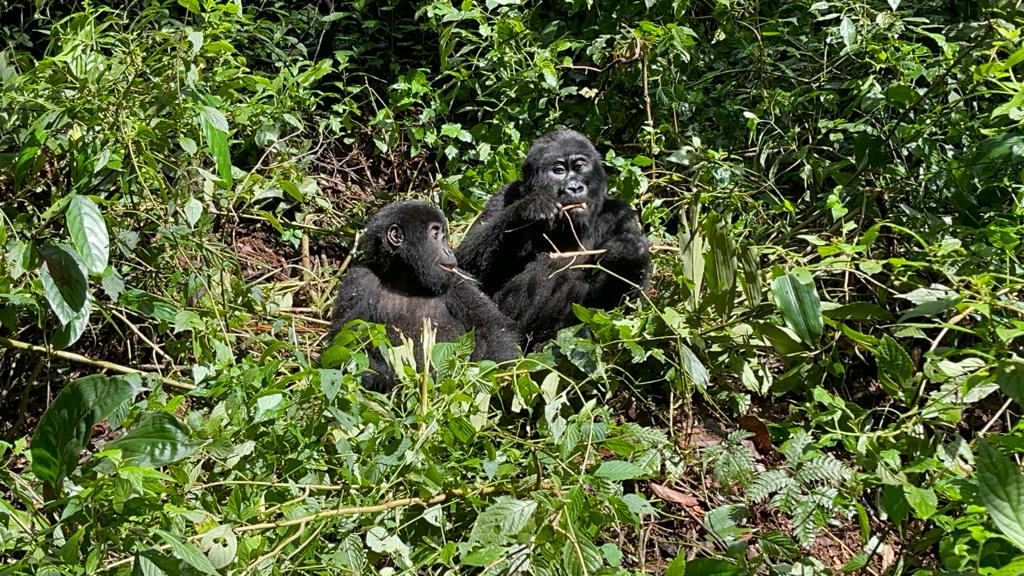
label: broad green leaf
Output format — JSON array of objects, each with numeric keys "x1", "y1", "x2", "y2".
[
  {"x1": 822, "y1": 301, "x2": 892, "y2": 321},
  {"x1": 154, "y1": 529, "x2": 219, "y2": 575},
  {"x1": 620, "y1": 492, "x2": 656, "y2": 516},
  {"x1": 52, "y1": 298, "x2": 91, "y2": 349},
  {"x1": 66, "y1": 195, "x2": 109, "y2": 274},
  {"x1": 679, "y1": 343, "x2": 710, "y2": 390},
  {"x1": 200, "y1": 526, "x2": 237, "y2": 569},
  {"x1": 183, "y1": 197, "x2": 204, "y2": 228},
  {"x1": 839, "y1": 16, "x2": 857, "y2": 50},
  {"x1": 903, "y1": 485, "x2": 937, "y2": 519},
  {"x1": 107, "y1": 412, "x2": 197, "y2": 468},
  {"x1": 319, "y1": 369, "x2": 343, "y2": 401},
  {"x1": 132, "y1": 550, "x2": 182, "y2": 576},
  {"x1": 199, "y1": 106, "x2": 232, "y2": 186},
  {"x1": 876, "y1": 335, "x2": 914, "y2": 398},
  {"x1": 31, "y1": 374, "x2": 141, "y2": 491},
  {"x1": 770, "y1": 270, "x2": 822, "y2": 346},
  {"x1": 997, "y1": 361, "x2": 1024, "y2": 407},
  {"x1": 38, "y1": 243, "x2": 88, "y2": 325},
  {"x1": 665, "y1": 555, "x2": 687, "y2": 576},
  {"x1": 686, "y1": 558, "x2": 742, "y2": 576},
  {"x1": 469, "y1": 497, "x2": 537, "y2": 546},
  {"x1": 593, "y1": 460, "x2": 645, "y2": 481},
  {"x1": 977, "y1": 443, "x2": 1024, "y2": 552}
]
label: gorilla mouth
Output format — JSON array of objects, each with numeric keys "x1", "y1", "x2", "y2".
[{"x1": 561, "y1": 202, "x2": 587, "y2": 213}]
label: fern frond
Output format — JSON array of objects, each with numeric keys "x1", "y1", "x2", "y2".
[
  {"x1": 794, "y1": 454, "x2": 852, "y2": 486},
  {"x1": 747, "y1": 469, "x2": 790, "y2": 503}
]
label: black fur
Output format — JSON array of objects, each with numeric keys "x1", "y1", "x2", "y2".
[
  {"x1": 455, "y1": 129, "x2": 651, "y2": 346},
  {"x1": 329, "y1": 200, "x2": 519, "y2": 390}
]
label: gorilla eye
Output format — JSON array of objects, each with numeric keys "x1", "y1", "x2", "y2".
[
  {"x1": 386, "y1": 224, "x2": 403, "y2": 247},
  {"x1": 551, "y1": 164, "x2": 567, "y2": 176},
  {"x1": 573, "y1": 159, "x2": 588, "y2": 171},
  {"x1": 428, "y1": 223, "x2": 444, "y2": 240}
]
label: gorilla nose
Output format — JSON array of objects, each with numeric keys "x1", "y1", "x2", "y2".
[{"x1": 565, "y1": 182, "x2": 587, "y2": 198}]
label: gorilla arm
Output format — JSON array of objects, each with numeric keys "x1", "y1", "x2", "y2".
[
  {"x1": 583, "y1": 198, "x2": 651, "y2": 307},
  {"x1": 455, "y1": 182, "x2": 561, "y2": 294},
  {"x1": 444, "y1": 281, "x2": 520, "y2": 362}
]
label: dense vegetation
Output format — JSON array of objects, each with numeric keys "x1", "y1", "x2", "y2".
[{"x1": 2, "y1": 0, "x2": 1024, "y2": 573}]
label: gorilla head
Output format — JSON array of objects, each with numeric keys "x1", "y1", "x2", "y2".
[
  {"x1": 520, "y1": 129, "x2": 607, "y2": 231},
  {"x1": 357, "y1": 200, "x2": 457, "y2": 295}
]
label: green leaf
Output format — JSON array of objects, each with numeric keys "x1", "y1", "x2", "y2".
[
  {"x1": 665, "y1": 555, "x2": 687, "y2": 576},
  {"x1": 319, "y1": 369, "x2": 343, "y2": 402},
  {"x1": 997, "y1": 361, "x2": 1024, "y2": 407},
  {"x1": 703, "y1": 213, "x2": 737, "y2": 318},
  {"x1": 154, "y1": 529, "x2": 219, "y2": 575},
  {"x1": 38, "y1": 243, "x2": 89, "y2": 325},
  {"x1": 679, "y1": 343, "x2": 710, "y2": 390},
  {"x1": 132, "y1": 549, "x2": 182, "y2": 575},
  {"x1": 65, "y1": 195, "x2": 109, "y2": 275},
  {"x1": 685, "y1": 558, "x2": 742, "y2": 575},
  {"x1": 978, "y1": 443, "x2": 1024, "y2": 552},
  {"x1": 52, "y1": 299, "x2": 91, "y2": 349},
  {"x1": 839, "y1": 16, "x2": 857, "y2": 50},
  {"x1": 876, "y1": 335, "x2": 914, "y2": 398},
  {"x1": 199, "y1": 106, "x2": 232, "y2": 187},
  {"x1": 677, "y1": 227, "x2": 705, "y2": 311},
  {"x1": 107, "y1": 412, "x2": 198, "y2": 468},
  {"x1": 903, "y1": 485, "x2": 937, "y2": 519},
  {"x1": 200, "y1": 526, "x2": 237, "y2": 570},
  {"x1": 593, "y1": 460, "x2": 645, "y2": 481},
  {"x1": 469, "y1": 497, "x2": 537, "y2": 546},
  {"x1": 738, "y1": 245, "x2": 762, "y2": 308},
  {"x1": 31, "y1": 374, "x2": 141, "y2": 491},
  {"x1": 770, "y1": 270, "x2": 823, "y2": 346}
]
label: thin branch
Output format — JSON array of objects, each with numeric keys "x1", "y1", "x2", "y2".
[
  {"x1": 0, "y1": 336, "x2": 195, "y2": 391},
  {"x1": 549, "y1": 249, "x2": 607, "y2": 259}
]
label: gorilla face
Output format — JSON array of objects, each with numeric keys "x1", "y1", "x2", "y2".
[
  {"x1": 358, "y1": 200, "x2": 458, "y2": 295},
  {"x1": 522, "y1": 129, "x2": 607, "y2": 230}
]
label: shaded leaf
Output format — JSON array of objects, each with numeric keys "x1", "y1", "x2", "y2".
[
  {"x1": 31, "y1": 374, "x2": 141, "y2": 491},
  {"x1": 38, "y1": 243, "x2": 89, "y2": 325},
  {"x1": 154, "y1": 529, "x2": 219, "y2": 575},
  {"x1": 107, "y1": 412, "x2": 198, "y2": 468}
]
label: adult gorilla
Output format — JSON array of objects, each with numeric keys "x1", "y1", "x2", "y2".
[
  {"x1": 329, "y1": 200, "x2": 519, "y2": 390},
  {"x1": 456, "y1": 129, "x2": 650, "y2": 346}
]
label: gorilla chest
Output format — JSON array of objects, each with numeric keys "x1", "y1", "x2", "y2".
[{"x1": 374, "y1": 289, "x2": 465, "y2": 340}]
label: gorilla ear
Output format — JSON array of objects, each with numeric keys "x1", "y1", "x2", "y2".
[{"x1": 386, "y1": 224, "x2": 403, "y2": 247}]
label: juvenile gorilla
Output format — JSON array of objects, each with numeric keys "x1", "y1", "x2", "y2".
[
  {"x1": 456, "y1": 129, "x2": 650, "y2": 346},
  {"x1": 329, "y1": 201, "x2": 519, "y2": 390}
]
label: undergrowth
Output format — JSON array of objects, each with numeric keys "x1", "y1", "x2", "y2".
[{"x1": 2, "y1": 0, "x2": 1024, "y2": 574}]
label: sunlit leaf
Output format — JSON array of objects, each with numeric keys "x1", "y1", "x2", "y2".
[
  {"x1": 66, "y1": 195, "x2": 109, "y2": 275},
  {"x1": 978, "y1": 443, "x2": 1024, "y2": 552},
  {"x1": 770, "y1": 270, "x2": 822, "y2": 347}
]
